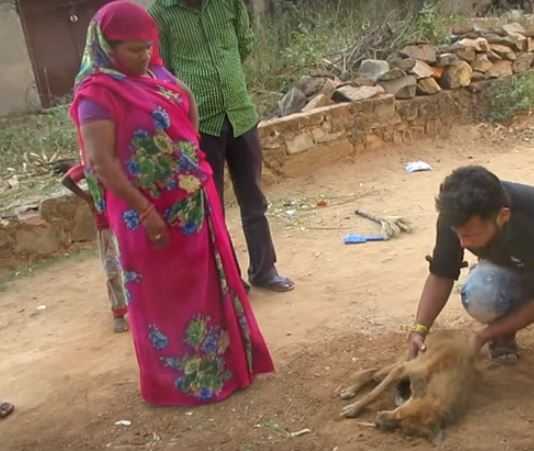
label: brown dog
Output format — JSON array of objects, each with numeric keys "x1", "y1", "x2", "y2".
[{"x1": 339, "y1": 330, "x2": 480, "y2": 440}]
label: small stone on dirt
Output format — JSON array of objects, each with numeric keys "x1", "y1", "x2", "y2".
[{"x1": 452, "y1": 44, "x2": 476, "y2": 62}]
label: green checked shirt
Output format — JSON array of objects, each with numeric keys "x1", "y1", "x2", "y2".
[{"x1": 149, "y1": 0, "x2": 258, "y2": 137}]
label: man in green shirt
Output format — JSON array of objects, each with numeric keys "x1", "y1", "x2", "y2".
[{"x1": 149, "y1": 0, "x2": 294, "y2": 292}]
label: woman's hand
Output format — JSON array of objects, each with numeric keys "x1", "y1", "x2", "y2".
[{"x1": 142, "y1": 209, "x2": 170, "y2": 247}]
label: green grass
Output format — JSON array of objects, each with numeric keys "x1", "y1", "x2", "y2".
[
  {"x1": 485, "y1": 73, "x2": 534, "y2": 123},
  {"x1": 245, "y1": 0, "x2": 461, "y2": 116},
  {"x1": 0, "y1": 246, "x2": 97, "y2": 293}
]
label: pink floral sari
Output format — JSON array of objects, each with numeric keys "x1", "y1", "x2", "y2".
[{"x1": 71, "y1": 1, "x2": 273, "y2": 406}]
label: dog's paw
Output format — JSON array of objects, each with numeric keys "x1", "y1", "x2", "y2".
[
  {"x1": 340, "y1": 402, "x2": 365, "y2": 418},
  {"x1": 339, "y1": 386, "x2": 358, "y2": 400}
]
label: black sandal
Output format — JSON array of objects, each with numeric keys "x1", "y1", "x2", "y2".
[
  {"x1": 0, "y1": 402, "x2": 14, "y2": 419},
  {"x1": 251, "y1": 275, "x2": 295, "y2": 293},
  {"x1": 489, "y1": 340, "x2": 519, "y2": 365}
]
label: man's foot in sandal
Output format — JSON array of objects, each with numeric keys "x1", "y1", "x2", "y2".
[
  {"x1": 251, "y1": 274, "x2": 295, "y2": 293},
  {"x1": 489, "y1": 337, "x2": 519, "y2": 365},
  {"x1": 0, "y1": 402, "x2": 14, "y2": 419}
]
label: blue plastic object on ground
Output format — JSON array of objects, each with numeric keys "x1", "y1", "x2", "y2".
[{"x1": 343, "y1": 233, "x2": 386, "y2": 244}]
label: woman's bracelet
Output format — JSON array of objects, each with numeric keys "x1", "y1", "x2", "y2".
[{"x1": 139, "y1": 203, "x2": 155, "y2": 223}]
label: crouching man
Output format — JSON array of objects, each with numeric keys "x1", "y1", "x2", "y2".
[{"x1": 408, "y1": 165, "x2": 534, "y2": 363}]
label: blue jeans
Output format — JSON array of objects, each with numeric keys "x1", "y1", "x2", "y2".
[{"x1": 461, "y1": 260, "x2": 529, "y2": 324}]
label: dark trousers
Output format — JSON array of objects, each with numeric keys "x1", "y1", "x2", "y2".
[{"x1": 201, "y1": 118, "x2": 277, "y2": 283}]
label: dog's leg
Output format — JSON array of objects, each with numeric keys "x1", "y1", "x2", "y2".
[
  {"x1": 341, "y1": 363, "x2": 406, "y2": 418},
  {"x1": 339, "y1": 368, "x2": 378, "y2": 400}
]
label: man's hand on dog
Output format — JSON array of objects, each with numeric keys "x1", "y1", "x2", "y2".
[{"x1": 408, "y1": 332, "x2": 427, "y2": 359}]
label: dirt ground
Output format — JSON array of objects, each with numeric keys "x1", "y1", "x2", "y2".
[{"x1": 3, "y1": 120, "x2": 534, "y2": 451}]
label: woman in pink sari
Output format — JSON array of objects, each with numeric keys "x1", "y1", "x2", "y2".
[{"x1": 71, "y1": 0, "x2": 273, "y2": 406}]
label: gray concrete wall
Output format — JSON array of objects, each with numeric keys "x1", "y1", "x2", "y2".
[{"x1": 0, "y1": 5, "x2": 41, "y2": 116}]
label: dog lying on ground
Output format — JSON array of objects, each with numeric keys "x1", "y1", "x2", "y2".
[{"x1": 338, "y1": 330, "x2": 480, "y2": 441}]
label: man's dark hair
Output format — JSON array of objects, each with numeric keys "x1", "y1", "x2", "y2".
[{"x1": 436, "y1": 166, "x2": 509, "y2": 227}]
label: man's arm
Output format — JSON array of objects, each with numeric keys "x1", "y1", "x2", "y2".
[
  {"x1": 149, "y1": 5, "x2": 174, "y2": 73},
  {"x1": 235, "y1": 0, "x2": 255, "y2": 62},
  {"x1": 415, "y1": 274, "x2": 454, "y2": 328},
  {"x1": 408, "y1": 216, "x2": 464, "y2": 357}
]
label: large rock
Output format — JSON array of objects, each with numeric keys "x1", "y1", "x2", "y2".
[
  {"x1": 471, "y1": 71, "x2": 489, "y2": 82},
  {"x1": 490, "y1": 44, "x2": 517, "y2": 60},
  {"x1": 278, "y1": 87, "x2": 307, "y2": 116},
  {"x1": 379, "y1": 68, "x2": 406, "y2": 81},
  {"x1": 320, "y1": 78, "x2": 338, "y2": 98},
  {"x1": 399, "y1": 44, "x2": 437, "y2": 64},
  {"x1": 352, "y1": 77, "x2": 376, "y2": 87},
  {"x1": 436, "y1": 53, "x2": 460, "y2": 67},
  {"x1": 302, "y1": 93, "x2": 332, "y2": 112},
  {"x1": 390, "y1": 57, "x2": 417, "y2": 72},
  {"x1": 359, "y1": 59, "x2": 390, "y2": 82},
  {"x1": 472, "y1": 53, "x2": 493, "y2": 73},
  {"x1": 71, "y1": 204, "x2": 97, "y2": 242},
  {"x1": 379, "y1": 75, "x2": 417, "y2": 99},
  {"x1": 409, "y1": 60, "x2": 435, "y2": 79},
  {"x1": 487, "y1": 60, "x2": 513, "y2": 78},
  {"x1": 502, "y1": 23, "x2": 526, "y2": 36},
  {"x1": 487, "y1": 49, "x2": 503, "y2": 62},
  {"x1": 432, "y1": 66, "x2": 445, "y2": 80},
  {"x1": 332, "y1": 85, "x2": 385, "y2": 103},
  {"x1": 484, "y1": 33, "x2": 526, "y2": 52},
  {"x1": 417, "y1": 77, "x2": 441, "y2": 95},
  {"x1": 513, "y1": 53, "x2": 534, "y2": 73},
  {"x1": 452, "y1": 44, "x2": 476, "y2": 62},
  {"x1": 441, "y1": 61, "x2": 472, "y2": 89},
  {"x1": 457, "y1": 37, "x2": 489, "y2": 52},
  {"x1": 14, "y1": 219, "x2": 62, "y2": 256},
  {"x1": 295, "y1": 76, "x2": 328, "y2": 97}
]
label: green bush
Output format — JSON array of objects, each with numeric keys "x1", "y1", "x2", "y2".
[{"x1": 486, "y1": 73, "x2": 534, "y2": 122}]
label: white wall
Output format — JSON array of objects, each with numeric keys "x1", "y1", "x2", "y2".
[{"x1": 0, "y1": 5, "x2": 41, "y2": 116}]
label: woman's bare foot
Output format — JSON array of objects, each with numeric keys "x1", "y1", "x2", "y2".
[{"x1": 113, "y1": 317, "x2": 129, "y2": 333}]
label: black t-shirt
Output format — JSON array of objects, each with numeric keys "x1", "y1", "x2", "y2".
[{"x1": 430, "y1": 181, "x2": 534, "y2": 280}]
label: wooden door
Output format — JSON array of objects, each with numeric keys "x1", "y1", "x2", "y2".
[{"x1": 18, "y1": 0, "x2": 109, "y2": 107}]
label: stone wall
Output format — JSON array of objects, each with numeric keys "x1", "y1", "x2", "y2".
[
  {"x1": 258, "y1": 85, "x2": 479, "y2": 178},
  {"x1": 0, "y1": 76, "x2": 505, "y2": 272}
]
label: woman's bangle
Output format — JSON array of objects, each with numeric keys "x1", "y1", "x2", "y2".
[{"x1": 139, "y1": 203, "x2": 155, "y2": 223}]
